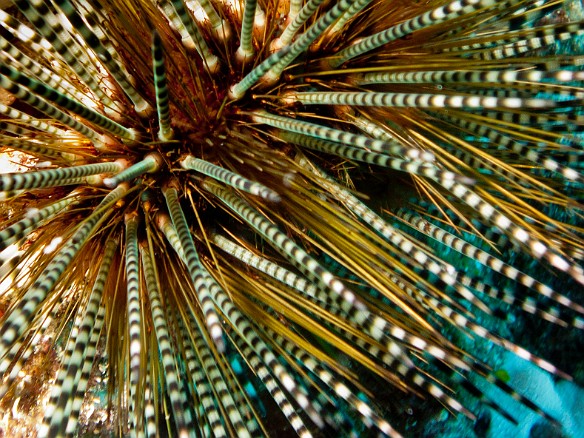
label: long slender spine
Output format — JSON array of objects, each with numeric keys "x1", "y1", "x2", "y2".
[
  {"x1": 124, "y1": 212, "x2": 142, "y2": 435},
  {"x1": 152, "y1": 32, "x2": 174, "y2": 141},
  {"x1": 203, "y1": 180, "x2": 366, "y2": 311},
  {"x1": 163, "y1": 182, "x2": 225, "y2": 352},
  {"x1": 41, "y1": 237, "x2": 118, "y2": 437},
  {"x1": 235, "y1": 0, "x2": 257, "y2": 61},
  {"x1": 329, "y1": 0, "x2": 501, "y2": 67},
  {"x1": 140, "y1": 240, "x2": 193, "y2": 437},
  {"x1": 0, "y1": 162, "x2": 123, "y2": 192},
  {"x1": 0, "y1": 184, "x2": 127, "y2": 356},
  {"x1": 254, "y1": 110, "x2": 434, "y2": 160},
  {"x1": 181, "y1": 155, "x2": 280, "y2": 201},
  {"x1": 0, "y1": 63, "x2": 138, "y2": 141}
]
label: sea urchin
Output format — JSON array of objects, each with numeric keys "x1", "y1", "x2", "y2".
[{"x1": 0, "y1": 0, "x2": 583, "y2": 436}]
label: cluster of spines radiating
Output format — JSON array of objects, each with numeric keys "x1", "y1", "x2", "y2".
[{"x1": 0, "y1": 0, "x2": 583, "y2": 437}]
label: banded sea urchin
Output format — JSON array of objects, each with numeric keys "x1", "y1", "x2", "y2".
[{"x1": 0, "y1": 0, "x2": 583, "y2": 436}]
